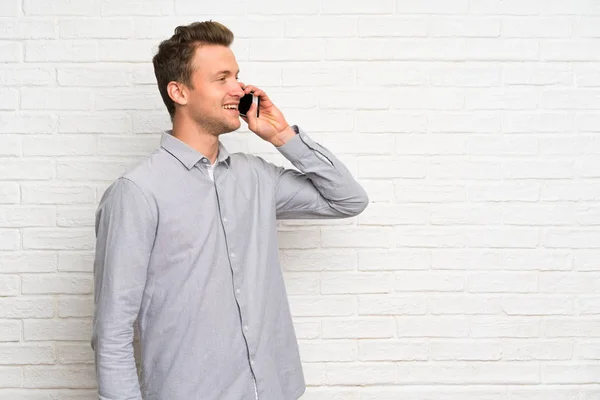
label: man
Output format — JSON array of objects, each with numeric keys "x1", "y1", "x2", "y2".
[{"x1": 92, "y1": 21, "x2": 368, "y2": 400}]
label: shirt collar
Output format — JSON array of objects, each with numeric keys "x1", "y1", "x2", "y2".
[{"x1": 160, "y1": 130, "x2": 231, "y2": 170}]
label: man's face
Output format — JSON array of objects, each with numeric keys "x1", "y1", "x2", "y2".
[{"x1": 184, "y1": 44, "x2": 244, "y2": 135}]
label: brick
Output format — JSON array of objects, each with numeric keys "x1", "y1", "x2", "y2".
[
  {"x1": 57, "y1": 67, "x2": 131, "y2": 87},
  {"x1": 430, "y1": 66, "x2": 501, "y2": 87},
  {"x1": 320, "y1": 89, "x2": 391, "y2": 109},
  {"x1": 0, "y1": 207, "x2": 54, "y2": 228},
  {"x1": 541, "y1": 0, "x2": 600, "y2": 15},
  {"x1": 97, "y1": 39, "x2": 156, "y2": 62},
  {"x1": 396, "y1": 0, "x2": 468, "y2": 14},
  {"x1": 327, "y1": 363, "x2": 395, "y2": 385},
  {"x1": 24, "y1": 319, "x2": 92, "y2": 341},
  {"x1": 59, "y1": 18, "x2": 133, "y2": 39},
  {"x1": 576, "y1": 64, "x2": 600, "y2": 86},
  {"x1": 289, "y1": 296, "x2": 356, "y2": 317},
  {"x1": 0, "y1": 297, "x2": 54, "y2": 318},
  {"x1": 0, "y1": 183, "x2": 19, "y2": 204},
  {"x1": 22, "y1": 274, "x2": 92, "y2": 295},
  {"x1": 510, "y1": 388, "x2": 579, "y2": 400},
  {"x1": 395, "y1": 227, "x2": 466, "y2": 248},
  {"x1": 58, "y1": 252, "x2": 94, "y2": 273},
  {"x1": 0, "y1": 252, "x2": 57, "y2": 273},
  {"x1": 430, "y1": 17, "x2": 501, "y2": 37},
  {"x1": 396, "y1": 271, "x2": 464, "y2": 292},
  {"x1": 542, "y1": 364, "x2": 600, "y2": 384},
  {"x1": 0, "y1": 344, "x2": 55, "y2": 365},
  {"x1": 359, "y1": 203, "x2": 428, "y2": 225},
  {"x1": 356, "y1": 180, "x2": 392, "y2": 203},
  {"x1": 0, "y1": 229, "x2": 19, "y2": 251},
  {"x1": 575, "y1": 18, "x2": 600, "y2": 38},
  {"x1": 22, "y1": 183, "x2": 95, "y2": 205},
  {"x1": 280, "y1": 249, "x2": 356, "y2": 272},
  {"x1": 430, "y1": 340, "x2": 501, "y2": 361},
  {"x1": 431, "y1": 249, "x2": 505, "y2": 271},
  {"x1": 21, "y1": 88, "x2": 92, "y2": 111},
  {"x1": 0, "y1": 0, "x2": 19, "y2": 16},
  {"x1": 0, "y1": 66, "x2": 55, "y2": 86},
  {"x1": 503, "y1": 17, "x2": 572, "y2": 38},
  {"x1": 359, "y1": 158, "x2": 426, "y2": 179},
  {"x1": 23, "y1": 229, "x2": 95, "y2": 251},
  {"x1": 467, "y1": 272, "x2": 538, "y2": 293},
  {"x1": 57, "y1": 343, "x2": 94, "y2": 364},
  {"x1": 466, "y1": 88, "x2": 537, "y2": 110},
  {"x1": 56, "y1": 160, "x2": 134, "y2": 181},
  {"x1": 467, "y1": 227, "x2": 539, "y2": 249},
  {"x1": 502, "y1": 296, "x2": 573, "y2": 316},
  {"x1": 358, "y1": 249, "x2": 430, "y2": 271},
  {"x1": 357, "y1": 63, "x2": 427, "y2": 86},
  {"x1": 471, "y1": 317, "x2": 540, "y2": 338},
  {"x1": 501, "y1": 203, "x2": 575, "y2": 226},
  {"x1": 250, "y1": 39, "x2": 325, "y2": 61},
  {"x1": 321, "y1": 273, "x2": 393, "y2": 294},
  {"x1": 322, "y1": 0, "x2": 393, "y2": 14},
  {"x1": 0, "y1": 366, "x2": 22, "y2": 387},
  {"x1": 23, "y1": 365, "x2": 96, "y2": 388},
  {"x1": 543, "y1": 319, "x2": 600, "y2": 337},
  {"x1": 397, "y1": 317, "x2": 469, "y2": 337},
  {"x1": 470, "y1": 0, "x2": 538, "y2": 15},
  {"x1": 0, "y1": 320, "x2": 21, "y2": 342},
  {"x1": 542, "y1": 40, "x2": 600, "y2": 61},
  {"x1": 0, "y1": 113, "x2": 57, "y2": 134},
  {"x1": 298, "y1": 340, "x2": 356, "y2": 362},
  {"x1": 540, "y1": 272, "x2": 600, "y2": 293},
  {"x1": 57, "y1": 207, "x2": 95, "y2": 228},
  {"x1": 358, "y1": 295, "x2": 427, "y2": 315},
  {"x1": 95, "y1": 88, "x2": 163, "y2": 110},
  {"x1": 359, "y1": 388, "x2": 507, "y2": 400},
  {"x1": 429, "y1": 295, "x2": 502, "y2": 315},
  {"x1": 322, "y1": 317, "x2": 395, "y2": 339},
  {"x1": 285, "y1": 17, "x2": 356, "y2": 38},
  {"x1": 544, "y1": 229, "x2": 600, "y2": 249},
  {"x1": 502, "y1": 340, "x2": 573, "y2": 361},
  {"x1": 576, "y1": 342, "x2": 600, "y2": 360},
  {"x1": 0, "y1": 89, "x2": 18, "y2": 110},
  {"x1": 23, "y1": 135, "x2": 96, "y2": 157},
  {"x1": 358, "y1": 340, "x2": 428, "y2": 361},
  {"x1": 396, "y1": 362, "x2": 538, "y2": 384},
  {"x1": 577, "y1": 296, "x2": 600, "y2": 315},
  {"x1": 0, "y1": 42, "x2": 22, "y2": 62},
  {"x1": 428, "y1": 160, "x2": 503, "y2": 180},
  {"x1": 23, "y1": 0, "x2": 98, "y2": 15},
  {"x1": 0, "y1": 19, "x2": 57, "y2": 39},
  {"x1": 277, "y1": 228, "x2": 320, "y2": 249},
  {"x1": 575, "y1": 251, "x2": 600, "y2": 271},
  {"x1": 292, "y1": 319, "x2": 320, "y2": 339},
  {"x1": 358, "y1": 17, "x2": 428, "y2": 37},
  {"x1": 59, "y1": 112, "x2": 131, "y2": 134},
  {"x1": 97, "y1": 135, "x2": 160, "y2": 156},
  {"x1": 281, "y1": 273, "x2": 319, "y2": 296},
  {"x1": 322, "y1": 227, "x2": 394, "y2": 248},
  {"x1": 0, "y1": 275, "x2": 19, "y2": 296},
  {"x1": 0, "y1": 135, "x2": 20, "y2": 156},
  {"x1": 25, "y1": 41, "x2": 96, "y2": 62},
  {"x1": 431, "y1": 204, "x2": 505, "y2": 226}
]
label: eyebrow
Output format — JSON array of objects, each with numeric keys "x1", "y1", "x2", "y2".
[{"x1": 214, "y1": 69, "x2": 240, "y2": 77}]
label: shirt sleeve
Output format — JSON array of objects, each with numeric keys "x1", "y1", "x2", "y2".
[
  {"x1": 91, "y1": 177, "x2": 156, "y2": 400},
  {"x1": 272, "y1": 125, "x2": 369, "y2": 219}
]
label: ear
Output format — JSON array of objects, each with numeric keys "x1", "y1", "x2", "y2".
[{"x1": 167, "y1": 81, "x2": 188, "y2": 107}]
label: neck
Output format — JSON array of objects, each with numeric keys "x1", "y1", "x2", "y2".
[{"x1": 171, "y1": 115, "x2": 220, "y2": 164}]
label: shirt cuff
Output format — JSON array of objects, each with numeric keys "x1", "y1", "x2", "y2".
[{"x1": 276, "y1": 125, "x2": 314, "y2": 162}]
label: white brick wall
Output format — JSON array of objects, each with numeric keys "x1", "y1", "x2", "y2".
[{"x1": 1, "y1": 1, "x2": 599, "y2": 398}]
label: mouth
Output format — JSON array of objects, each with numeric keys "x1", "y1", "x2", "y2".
[{"x1": 223, "y1": 104, "x2": 239, "y2": 113}]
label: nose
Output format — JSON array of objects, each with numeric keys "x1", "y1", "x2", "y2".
[{"x1": 232, "y1": 81, "x2": 244, "y2": 98}]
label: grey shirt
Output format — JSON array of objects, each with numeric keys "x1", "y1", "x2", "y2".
[{"x1": 92, "y1": 127, "x2": 369, "y2": 400}]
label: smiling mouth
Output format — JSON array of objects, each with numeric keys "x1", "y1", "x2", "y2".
[{"x1": 223, "y1": 104, "x2": 238, "y2": 110}]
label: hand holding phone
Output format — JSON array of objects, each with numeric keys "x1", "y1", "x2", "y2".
[{"x1": 238, "y1": 93, "x2": 259, "y2": 118}]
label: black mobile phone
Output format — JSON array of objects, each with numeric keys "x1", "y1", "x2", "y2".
[{"x1": 239, "y1": 93, "x2": 259, "y2": 118}]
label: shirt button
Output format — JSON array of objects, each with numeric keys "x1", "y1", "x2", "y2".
[
  {"x1": 230, "y1": 252, "x2": 236, "y2": 258},
  {"x1": 244, "y1": 325, "x2": 249, "y2": 331},
  {"x1": 236, "y1": 288, "x2": 241, "y2": 294},
  {"x1": 250, "y1": 360, "x2": 255, "y2": 366},
  {"x1": 223, "y1": 217, "x2": 228, "y2": 223}
]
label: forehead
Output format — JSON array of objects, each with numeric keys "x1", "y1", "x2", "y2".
[{"x1": 192, "y1": 44, "x2": 238, "y2": 75}]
